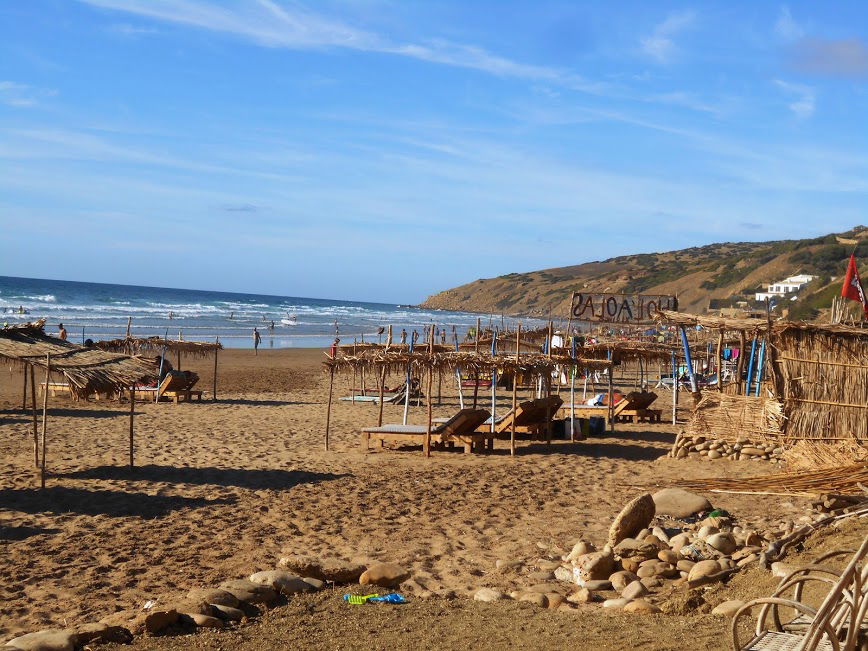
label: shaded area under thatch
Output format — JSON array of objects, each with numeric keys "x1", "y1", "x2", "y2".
[
  {"x1": 95, "y1": 336, "x2": 222, "y2": 358},
  {"x1": 0, "y1": 320, "x2": 158, "y2": 398}
]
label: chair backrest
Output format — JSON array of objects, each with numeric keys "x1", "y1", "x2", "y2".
[
  {"x1": 620, "y1": 391, "x2": 658, "y2": 411},
  {"x1": 159, "y1": 371, "x2": 191, "y2": 395},
  {"x1": 513, "y1": 396, "x2": 564, "y2": 427},
  {"x1": 435, "y1": 408, "x2": 491, "y2": 435}
]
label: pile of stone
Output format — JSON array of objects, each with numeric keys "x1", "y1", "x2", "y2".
[
  {"x1": 4, "y1": 558, "x2": 409, "y2": 651},
  {"x1": 475, "y1": 488, "x2": 782, "y2": 615},
  {"x1": 670, "y1": 433, "x2": 784, "y2": 463}
]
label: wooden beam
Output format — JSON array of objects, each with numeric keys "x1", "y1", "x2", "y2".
[
  {"x1": 30, "y1": 367, "x2": 38, "y2": 467},
  {"x1": 325, "y1": 366, "x2": 335, "y2": 451},
  {"x1": 212, "y1": 336, "x2": 219, "y2": 401},
  {"x1": 129, "y1": 384, "x2": 135, "y2": 467},
  {"x1": 40, "y1": 354, "x2": 50, "y2": 489}
]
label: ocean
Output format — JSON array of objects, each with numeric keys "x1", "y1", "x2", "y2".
[{"x1": 0, "y1": 276, "x2": 540, "y2": 349}]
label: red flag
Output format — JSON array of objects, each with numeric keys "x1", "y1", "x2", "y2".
[{"x1": 841, "y1": 253, "x2": 868, "y2": 317}]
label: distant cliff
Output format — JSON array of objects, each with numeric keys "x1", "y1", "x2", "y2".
[{"x1": 420, "y1": 227, "x2": 868, "y2": 320}]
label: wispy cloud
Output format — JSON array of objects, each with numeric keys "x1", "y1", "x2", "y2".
[
  {"x1": 790, "y1": 37, "x2": 868, "y2": 78},
  {"x1": 108, "y1": 22, "x2": 161, "y2": 36},
  {"x1": 0, "y1": 81, "x2": 57, "y2": 107},
  {"x1": 773, "y1": 79, "x2": 815, "y2": 119},
  {"x1": 774, "y1": 6, "x2": 803, "y2": 41},
  {"x1": 79, "y1": 0, "x2": 602, "y2": 91},
  {"x1": 640, "y1": 10, "x2": 696, "y2": 63},
  {"x1": 222, "y1": 203, "x2": 261, "y2": 212}
]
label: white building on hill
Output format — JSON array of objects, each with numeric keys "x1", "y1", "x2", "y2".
[{"x1": 755, "y1": 274, "x2": 817, "y2": 302}]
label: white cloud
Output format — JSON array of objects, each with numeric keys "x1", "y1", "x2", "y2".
[
  {"x1": 640, "y1": 10, "x2": 696, "y2": 63},
  {"x1": 0, "y1": 81, "x2": 57, "y2": 107},
  {"x1": 774, "y1": 6, "x2": 803, "y2": 41},
  {"x1": 773, "y1": 79, "x2": 815, "y2": 119},
  {"x1": 78, "y1": 0, "x2": 605, "y2": 93}
]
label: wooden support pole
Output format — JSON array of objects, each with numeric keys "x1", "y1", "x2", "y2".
[
  {"x1": 22, "y1": 364, "x2": 28, "y2": 410},
  {"x1": 212, "y1": 337, "x2": 219, "y2": 401},
  {"x1": 324, "y1": 366, "x2": 335, "y2": 451},
  {"x1": 425, "y1": 323, "x2": 434, "y2": 457},
  {"x1": 129, "y1": 384, "x2": 135, "y2": 467},
  {"x1": 545, "y1": 375, "x2": 553, "y2": 444},
  {"x1": 377, "y1": 366, "x2": 387, "y2": 427},
  {"x1": 30, "y1": 367, "x2": 38, "y2": 467},
  {"x1": 607, "y1": 355, "x2": 615, "y2": 433},
  {"x1": 511, "y1": 325, "x2": 519, "y2": 456},
  {"x1": 177, "y1": 330, "x2": 182, "y2": 371},
  {"x1": 736, "y1": 331, "x2": 746, "y2": 395},
  {"x1": 40, "y1": 354, "x2": 50, "y2": 488},
  {"x1": 716, "y1": 330, "x2": 724, "y2": 393}
]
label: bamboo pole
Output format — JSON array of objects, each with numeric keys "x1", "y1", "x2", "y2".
[
  {"x1": 22, "y1": 364, "x2": 27, "y2": 410},
  {"x1": 569, "y1": 335, "x2": 576, "y2": 441},
  {"x1": 454, "y1": 329, "x2": 465, "y2": 409},
  {"x1": 490, "y1": 330, "x2": 497, "y2": 448},
  {"x1": 377, "y1": 366, "x2": 387, "y2": 427},
  {"x1": 30, "y1": 367, "x2": 38, "y2": 467},
  {"x1": 40, "y1": 354, "x2": 50, "y2": 488},
  {"x1": 212, "y1": 336, "x2": 219, "y2": 401},
  {"x1": 177, "y1": 329, "x2": 182, "y2": 370},
  {"x1": 716, "y1": 330, "x2": 724, "y2": 393},
  {"x1": 324, "y1": 366, "x2": 334, "y2": 451},
  {"x1": 402, "y1": 334, "x2": 413, "y2": 425},
  {"x1": 607, "y1": 351, "x2": 614, "y2": 433},
  {"x1": 511, "y1": 325, "x2": 519, "y2": 456},
  {"x1": 425, "y1": 324, "x2": 434, "y2": 457},
  {"x1": 671, "y1": 351, "x2": 677, "y2": 425},
  {"x1": 129, "y1": 384, "x2": 135, "y2": 467},
  {"x1": 545, "y1": 374, "x2": 553, "y2": 444},
  {"x1": 736, "y1": 332, "x2": 746, "y2": 395}
]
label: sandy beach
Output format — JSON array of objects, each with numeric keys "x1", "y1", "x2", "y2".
[{"x1": 0, "y1": 349, "x2": 815, "y2": 642}]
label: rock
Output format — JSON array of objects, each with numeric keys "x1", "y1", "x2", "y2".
[
  {"x1": 712, "y1": 600, "x2": 746, "y2": 617},
  {"x1": 708, "y1": 450, "x2": 721, "y2": 459},
  {"x1": 676, "y1": 560, "x2": 695, "y2": 573},
  {"x1": 180, "y1": 613, "x2": 224, "y2": 628},
  {"x1": 566, "y1": 540, "x2": 595, "y2": 561},
  {"x1": 743, "y1": 531, "x2": 763, "y2": 547},
  {"x1": 527, "y1": 570, "x2": 555, "y2": 581},
  {"x1": 278, "y1": 554, "x2": 320, "y2": 576},
  {"x1": 623, "y1": 599, "x2": 662, "y2": 614},
  {"x1": 302, "y1": 577, "x2": 325, "y2": 591},
  {"x1": 652, "y1": 488, "x2": 712, "y2": 519},
  {"x1": 655, "y1": 563, "x2": 678, "y2": 578},
  {"x1": 697, "y1": 525, "x2": 719, "y2": 540},
  {"x1": 129, "y1": 609, "x2": 179, "y2": 635},
  {"x1": 668, "y1": 533, "x2": 691, "y2": 551},
  {"x1": 609, "y1": 571, "x2": 639, "y2": 592},
  {"x1": 71, "y1": 622, "x2": 132, "y2": 645},
  {"x1": 609, "y1": 493, "x2": 655, "y2": 546},
  {"x1": 187, "y1": 587, "x2": 239, "y2": 608},
  {"x1": 583, "y1": 580, "x2": 612, "y2": 591},
  {"x1": 651, "y1": 527, "x2": 670, "y2": 543},
  {"x1": 211, "y1": 604, "x2": 245, "y2": 621},
  {"x1": 546, "y1": 593, "x2": 565, "y2": 609},
  {"x1": 553, "y1": 566, "x2": 574, "y2": 583},
  {"x1": 636, "y1": 565, "x2": 657, "y2": 579},
  {"x1": 602, "y1": 598, "x2": 630, "y2": 609},
  {"x1": 218, "y1": 579, "x2": 279, "y2": 605},
  {"x1": 319, "y1": 559, "x2": 367, "y2": 583},
  {"x1": 517, "y1": 592, "x2": 548, "y2": 608},
  {"x1": 621, "y1": 581, "x2": 650, "y2": 600},
  {"x1": 687, "y1": 560, "x2": 721, "y2": 582},
  {"x1": 567, "y1": 588, "x2": 593, "y2": 604},
  {"x1": 527, "y1": 583, "x2": 567, "y2": 595},
  {"x1": 737, "y1": 554, "x2": 758, "y2": 568},
  {"x1": 473, "y1": 587, "x2": 505, "y2": 602},
  {"x1": 620, "y1": 557, "x2": 642, "y2": 573},
  {"x1": 741, "y1": 446, "x2": 765, "y2": 456},
  {"x1": 575, "y1": 550, "x2": 615, "y2": 582},
  {"x1": 657, "y1": 550, "x2": 679, "y2": 564},
  {"x1": 732, "y1": 547, "x2": 761, "y2": 561},
  {"x1": 249, "y1": 570, "x2": 314, "y2": 595},
  {"x1": 359, "y1": 563, "x2": 410, "y2": 587},
  {"x1": 640, "y1": 577, "x2": 663, "y2": 590},
  {"x1": 3, "y1": 630, "x2": 77, "y2": 651},
  {"x1": 536, "y1": 559, "x2": 562, "y2": 571},
  {"x1": 170, "y1": 598, "x2": 215, "y2": 617},
  {"x1": 705, "y1": 533, "x2": 737, "y2": 555}
]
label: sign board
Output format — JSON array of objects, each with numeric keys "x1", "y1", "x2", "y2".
[{"x1": 569, "y1": 292, "x2": 677, "y2": 324}]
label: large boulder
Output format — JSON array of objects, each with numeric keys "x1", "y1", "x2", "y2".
[
  {"x1": 4, "y1": 630, "x2": 77, "y2": 651},
  {"x1": 652, "y1": 488, "x2": 712, "y2": 519},
  {"x1": 359, "y1": 563, "x2": 410, "y2": 587},
  {"x1": 608, "y1": 494, "x2": 656, "y2": 546},
  {"x1": 249, "y1": 570, "x2": 314, "y2": 595},
  {"x1": 218, "y1": 579, "x2": 278, "y2": 605}
]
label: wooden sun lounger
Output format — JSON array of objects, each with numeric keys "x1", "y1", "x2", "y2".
[
  {"x1": 491, "y1": 396, "x2": 564, "y2": 440},
  {"x1": 339, "y1": 393, "x2": 401, "y2": 404},
  {"x1": 360, "y1": 408, "x2": 491, "y2": 454},
  {"x1": 567, "y1": 397, "x2": 631, "y2": 425},
  {"x1": 134, "y1": 372, "x2": 202, "y2": 403},
  {"x1": 39, "y1": 381, "x2": 73, "y2": 399},
  {"x1": 614, "y1": 391, "x2": 662, "y2": 423}
]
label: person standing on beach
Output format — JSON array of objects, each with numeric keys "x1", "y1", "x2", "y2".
[
  {"x1": 400, "y1": 328, "x2": 407, "y2": 344},
  {"x1": 58, "y1": 323, "x2": 67, "y2": 341},
  {"x1": 253, "y1": 327, "x2": 261, "y2": 354}
]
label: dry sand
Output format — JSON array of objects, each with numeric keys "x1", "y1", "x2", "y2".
[{"x1": 0, "y1": 349, "x2": 816, "y2": 644}]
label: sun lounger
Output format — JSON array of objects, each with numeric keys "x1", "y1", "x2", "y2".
[
  {"x1": 360, "y1": 408, "x2": 491, "y2": 454},
  {"x1": 39, "y1": 381, "x2": 73, "y2": 399},
  {"x1": 614, "y1": 391, "x2": 662, "y2": 423},
  {"x1": 339, "y1": 393, "x2": 401, "y2": 404},
  {"x1": 134, "y1": 371, "x2": 202, "y2": 403},
  {"x1": 567, "y1": 395, "x2": 631, "y2": 425}
]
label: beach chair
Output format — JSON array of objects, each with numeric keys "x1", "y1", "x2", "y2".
[
  {"x1": 568, "y1": 394, "x2": 632, "y2": 427},
  {"x1": 360, "y1": 408, "x2": 491, "y2": 454},
  {"x1": 488, "y1": 396, "x2": 564, "y2": 440},
  {"x1": 39, "y1": 381, "x2": 73, "y2": 399},
  {"x1": 731, "y1": 536, "x2": 868, "y2": 650},
  {"x1": 614, "y1": 391, "x2": 662, "y2": 423},
  {"x1": 134, "y1": 371, "x2": 202, "y2": 403}
]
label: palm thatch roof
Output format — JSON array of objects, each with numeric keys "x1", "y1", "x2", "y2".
[
  {"x1": 95, "y1": 336, "x2": 222, "y2": 357},
  {"x1": 658, "y1": 309, "x2": 868, "y2": 338},
  {"x1": 0, "y1": 320, "x2": 158, "y2": 397}
]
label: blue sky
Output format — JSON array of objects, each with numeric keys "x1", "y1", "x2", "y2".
[{"x1": 1, "y1": 1, "x2": 867, "y2": 303}]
